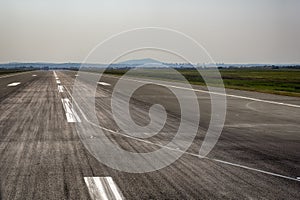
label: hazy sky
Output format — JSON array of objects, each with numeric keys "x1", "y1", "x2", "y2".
[{"x1": 0, "y1": 0, "x2": 299, "y2": 63}]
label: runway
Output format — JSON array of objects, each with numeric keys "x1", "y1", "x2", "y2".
[{"x1": 0, "y1": 70, "x2": 299, "y2": 199}]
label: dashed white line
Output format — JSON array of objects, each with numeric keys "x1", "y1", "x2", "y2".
[
  {"x1": 56, "y1": 80, "x2": 61, "y2": 84},
  {"x1": 58, "y1": 85, "x2": 64, "y2": 93},
  {"x1": 7, "y1": 82, "x2": 21, "y2": 87},
  {"x1": 61, "y1": 98, "x2": 81, "y2": 122},
  {"x1": 32, "y1": 74, "x2": 37, "y2": 77},
  {"x1": 53, "y1": 71, "x2": 58, "y2": 78},
  {"x1": 84, "y1": 177, "x2": 124, "y2": 200},
  {"x1": 97, "y1": 82, "x2": 111, "y2": 86}
]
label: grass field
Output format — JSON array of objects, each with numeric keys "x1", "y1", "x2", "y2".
[{"x1": 102, "y1": 68, "x2": 300, "y2": 97}]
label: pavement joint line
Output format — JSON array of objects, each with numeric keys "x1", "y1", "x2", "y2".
[
  {"x1": 7, "y1": 82, "x2": 21, "y2": 87},
  {"x1": 62, "y1": 85, "x2": 300, "y2": 183},
  {"x1": 84, "y1": 177, "x2": 124, "y2": 200}
]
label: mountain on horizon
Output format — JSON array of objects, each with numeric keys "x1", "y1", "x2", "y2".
[{"x1": 117, "y1": 58, "x2": 162, "y2": 65}]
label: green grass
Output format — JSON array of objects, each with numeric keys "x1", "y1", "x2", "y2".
[{"x1": 101, "y1": 68, "x2": 300, "y2": 97}]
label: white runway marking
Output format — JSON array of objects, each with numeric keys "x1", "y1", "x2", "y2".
[
  {"x1": 32, "y1": 74, "x2": 37, "y2": 77},
  {"x1": 85, "y1": 72, "x2": 300, "y2": 108},
  {"x1": 56, "y1": 80, "x2": 61, "y2": 84},
  {"x1": 63, "y1": 81, "x2": 300, "y2": 183},
  {"x1": 75, "y1": 74, "x2": 79, "y2": 77},
  {"x1": 97, "y1": 82, "x2": 111, "y2": 86},
  {"x1": 121, "y1": 77, "x2": 300, "y2": 108},
  {"x1": 58, "y1": 85, "x2": 64, "y2": 93},
  {"x1": 84, "y1": 177, "x2": 124, "y2": 200},
  {"x1": 7, "y1": 82, "x2": 21, "y2": 87},
  {"x1": 56, "y1": 77, "x2": 59, "y2": 80},
  {"x1": 61, "y1": 98, "x2": 81, "y2": 122}
]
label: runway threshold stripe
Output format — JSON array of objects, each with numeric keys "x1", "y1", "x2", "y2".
[
  {"x1": 61, "y1": 98, "x2": 81, "y2": 122},
  {"x1": 97, "y1": 82, "x2": 111, "y2": 86},
  {"x1": 84, "y1": 177, "x2": 124, "y2": 200},
  {"x1": 7, "y1": 82, "x2": 21, "y2": 87}
]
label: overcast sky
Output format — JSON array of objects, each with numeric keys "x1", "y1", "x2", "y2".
[{"x1": 0, "y1": 0, "x2": 299, "y2": 64}]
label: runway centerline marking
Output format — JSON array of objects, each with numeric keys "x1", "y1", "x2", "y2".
[
  {"x1": 58, "y1": 85, "x2": 64, "y2": 93},
  {"x1": 7, "y1": 82, "x2": 21, "y2": 87},
  {"x1": 84, "y1": 177, "x2": 124, "y2": 200},
  {"x1": 32, "y1": 74, "x2": 37, "y2": 77},
  {"x1": 63, "y1": 80, "x2": 300, "y2": 183},
  {"x1": 97, "y1": 82, "x2": 111, "y2": 86},
  {"x1": 61, "y1": 98, "x2": 81, "y2": 123},
  {"x1": 56, "y1": 80, "x2": 61, "y2": 84}
]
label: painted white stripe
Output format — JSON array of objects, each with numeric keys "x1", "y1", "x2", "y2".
[
  {"x1": 75, "y1": 74, "x2": 79, "y2": 77},
  {"x1": 97, "y1": 82, "x2": 111, "y2": 86},
  {"x1": 56, "y1": 80, "x2": 61, "y2": 84},
  {"x1": 7, "y1": 82, "x2": 21, "y2": 87},
  {"x1": 53, "y1": 71, "x2": 57, "y2": 77},
  {"x1": 84, "y1": 177, "x2": 124, "y2": 200},
  {"x1": 64, "y1": 82, "x2": 300, "y2": 183},
  {"x1": 106, "y1": 177, "x2": 123, "y2": 200},
  {"x1": 61, "y1": 98, "x2": 81, "y2": 122},
  {"x1": 84, "y1": 177, "x2": 109, "y2": 200},
  {"x1": 58, "y1": 85, "x2": 64, "y2": 93},
  {"x1": 55, "y1": 77, "x2": 59, "y2": 80},
  {"x1": 89, "y1": 72, "x2": 300, "y2": 108},
  {"x1": 122, "y1": 77, "x2": 300, "y2": 108},
  {"x1": 32, "y1": 74, "x2": 37, "y2": 77},
  {"x1": 76, "y1": 71, "x2": 300, "y2": 108}
]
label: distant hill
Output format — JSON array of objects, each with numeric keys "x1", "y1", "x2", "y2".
[
  {"x1": 0, "y1": 60, "x2": 299, "y2": 69},
  {"x1": 117, "y1": 58, "x2": 162, "y2": 65}
]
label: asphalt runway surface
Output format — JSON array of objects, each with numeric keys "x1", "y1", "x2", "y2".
[{"x1": 0, "y1": 70, "x2": 299, "y2": 199}]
